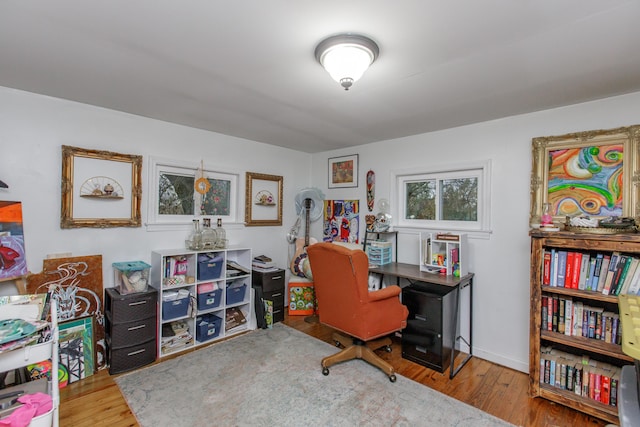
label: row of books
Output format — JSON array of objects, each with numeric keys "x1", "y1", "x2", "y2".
[
  {"x1": 541, "y1": 295, "x2": 622, "y2": 345},
  {"x1": 540, "y1": 346, "x2": 621, "y2": 407},
  {"x1": 543, "y1": 249, "x2": 640, "y2": 296}
]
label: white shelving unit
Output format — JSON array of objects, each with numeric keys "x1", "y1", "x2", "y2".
[
  {"x1": 419, "y1": 232, "x2": 468, "y2": 277},
  {"x1": 151, "y1": 247, "x2": 255, "y2": 358},
  {"x1": 0, "y1": 299, "x2": 59, "y2": 427}
]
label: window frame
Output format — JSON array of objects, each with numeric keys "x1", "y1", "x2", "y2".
[
  {"x1": 146, "y1": 157, "x2": 240, "y2": 231},
  {"x1": 392, "y1": 160, "x2": 492, "y2": 237}
]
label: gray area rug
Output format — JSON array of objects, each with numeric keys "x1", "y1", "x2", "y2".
[{"x1": 116, "y1": 323, "x2": 513, "y2": 427}]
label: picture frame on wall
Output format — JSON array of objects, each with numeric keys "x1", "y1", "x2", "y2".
[
  {"x1": 328, "y1": 154, "x2": 358, "y2": 188},
  {"x1": 529, "y1": 125, "x2": 640, "y2": 225},
  {"x1": 244, "y1": 172, "x2": 283, "y2": 226},
  {"x1": 61, "y1": 145, "x2": 142, "y2": 229}
]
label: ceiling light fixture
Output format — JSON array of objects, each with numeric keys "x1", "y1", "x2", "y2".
[{"x1": 315, "y1": 33, "x2": 379, "y2": 91}]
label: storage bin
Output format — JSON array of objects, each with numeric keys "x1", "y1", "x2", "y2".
[
  {"x1": 197, "y1": 289, "x2": 223, "y2": 311},
  {"x1": 196, "y1": 314, "x2": 222, "y2": 342},
  {"x1": 226, "y1": 283, "x2": 247, "y2": 305},
  {"x1": 367, "y1": 246, "x2": 392, "y2": 266},
  {"x1": 162, "y1": 296, "x2": 190, "y2": 320},
  {"x1": 113, "y1": 261, "x2": 151, "y2": 294},
  {"x1": 197, "y1": 254, "x2": 224, "y2": 281}
]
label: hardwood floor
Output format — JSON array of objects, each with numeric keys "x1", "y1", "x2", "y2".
[{"x1": 59, "y1": 315, "x2": 611, "y2": 426}]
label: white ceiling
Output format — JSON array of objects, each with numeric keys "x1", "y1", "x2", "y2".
[{"x1": 1, "y1": 1, "x2": 639, "y2": 153}]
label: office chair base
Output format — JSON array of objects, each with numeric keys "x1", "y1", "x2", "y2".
[{"x1": 321, "y1": 332, "x2": 397, "y2": 382}]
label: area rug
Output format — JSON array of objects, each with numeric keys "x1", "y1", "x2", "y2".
[{"x1": 116, "y1": 324, "x2": 513, "y2": 427}]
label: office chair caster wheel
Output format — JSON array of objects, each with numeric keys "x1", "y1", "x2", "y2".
[
  {"x1": 389, "y1": 374, "x2": 397, "y2": 383},
  {"x1": 385, "y1": 345, "x2": 392, "y2": 353},
  {"x1": 334, "y1": 341, "x2": 341, "y2": 347},
  {"x1": 322, "y1": 367, "x2": 330, "y2": 376}
]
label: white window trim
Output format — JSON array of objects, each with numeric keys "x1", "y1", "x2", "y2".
[
  {"x1": 146, "y1": 156, "x2": 241, "y2": 232},
  {"x1": 390, "y1": 160, "x2": 492, "y2": 239}
]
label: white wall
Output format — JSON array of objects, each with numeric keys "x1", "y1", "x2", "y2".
[
  {"x1": 0, "y1": 86, "x2": 311, "y2": 290},
  {"x1": 310, "y1": 91, "x2": 640, "y2": 372},
  {"x1": 3, "y1": 84, "x2": 640, "y2": 374}
]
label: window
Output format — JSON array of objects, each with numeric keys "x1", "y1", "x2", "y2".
[
  {"x1": 147, "y1": 157, "x2": 239, "y2": 230},
  {"x1": 393, "y1": 161, "x2": 491, "y2": 235}
]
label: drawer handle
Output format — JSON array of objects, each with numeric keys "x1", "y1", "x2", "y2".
[
  {"x1": 128, "y1": 301, "x2": 148, "y2": 306},
  {"x1": 127, "y1": 325, "x2": 146, "y2": 331},
  {"x1": 415, "y1": 314, "x2": 427, "y2": 321},
  {"x1": 271, "y1": 275, "x2": 282, "y2": 280},
  {"x1": 271, "y1": 292, "x2": 283, "y2": 298},
  {"x1": 127, "y1": 348, "x2": 146, "y2": 356}
]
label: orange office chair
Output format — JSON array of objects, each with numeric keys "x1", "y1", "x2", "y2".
[{"x1": 306, "y1": 242, "x2": 408, "y2": 382}]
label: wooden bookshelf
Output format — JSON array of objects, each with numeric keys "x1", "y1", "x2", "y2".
[{"x1": 529, "y1": 230, "x2": 640, "y2": 424}]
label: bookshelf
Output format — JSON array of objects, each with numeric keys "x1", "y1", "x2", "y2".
[
  {"x1": 530, "y1": 230, "x2": 638, "y2": 424},
  {"x1": 419, "y1": 232, "x2": 468, "y2": 277}
]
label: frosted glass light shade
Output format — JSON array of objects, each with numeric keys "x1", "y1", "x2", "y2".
[{"x1": 315, "y1": 34, "x2": 379, "y2": 90}]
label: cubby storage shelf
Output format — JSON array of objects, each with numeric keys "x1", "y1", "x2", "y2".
[{"x1": 151, "y1": 247, "x2": 255, "y2": 358}]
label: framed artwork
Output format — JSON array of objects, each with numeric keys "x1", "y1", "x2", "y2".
[
  {"x1": 323, "y1": 199, "x2": 360, "y2": 243},
  {"x1": 244, "y1": 172, "x2": 283, "y2": 226},
  {"x1": 61, "y1": 145, "x2": 142, "y2": 228},
  {"x1": 328, "y1": 154, "x2": 358, "y2": 188},
  {"x1": 59, "y1": 315, "x2": 96, "y2": 384},
  {"x1": 147, "y1": 157, "x2": 239, "y2": 229},
  {"x1": 530, "y1": 125, "x2": 640, "y2": 225},
  {"x1": 0, "y1": 201, "x2": 28, "y2": 281}
]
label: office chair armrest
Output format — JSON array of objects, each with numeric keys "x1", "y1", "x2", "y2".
[{"x1": 368, "y1": 285, "x2": 401, "y2": 302}]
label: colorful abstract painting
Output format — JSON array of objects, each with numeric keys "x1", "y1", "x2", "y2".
[
  {"x1": 323, "y1": 200, "x2": 360, "y2": 243},
  {"x1": 0, "y1": 201, "x2": 28, "y2": 281},
  {"x1": 548, "y1": 144, "x2": 623, "y2": 217}
]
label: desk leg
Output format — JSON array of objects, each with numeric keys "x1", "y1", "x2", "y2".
[{"x1": 449, "y1": 277, "x2": 473, "y2": 379}]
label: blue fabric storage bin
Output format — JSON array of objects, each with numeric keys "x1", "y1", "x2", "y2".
[
  {"x1": 197, "y1": 289, "x2": 223, "y2": 311},
  {"x1": 197, "y1": 254, "x2": 224, "y2": 281},
  {"x1": 196, "y1": 314, "x2": 222, "y2": 342},
  {"x1": 226, "y1": 283, "x2": 247, "y2": 305},
  {"x1": 162, "y1": 296, "x2": 190, "y2": 320}
]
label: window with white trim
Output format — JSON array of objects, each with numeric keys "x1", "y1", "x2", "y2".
[{"x1": 393, "y1": 161, "x2": 491, "y2": 234}]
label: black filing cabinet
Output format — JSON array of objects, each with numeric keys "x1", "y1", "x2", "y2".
[
  {"x1": 401, "y1": 282, "x2": 457, "y2": 373},
  {"x1": 252, "y1": 269, "x2": 285, "y2": 325},
  {"x1": 105, "y1": 287, "x2": 157, "y2": 374}
]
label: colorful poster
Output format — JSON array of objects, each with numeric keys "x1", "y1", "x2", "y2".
[
  {"x1": 323, "y1": 200, "x2": 360, "y2": 243},
  {"x1": 0, "y1": 201, "x2": 28, "y2": 280}
]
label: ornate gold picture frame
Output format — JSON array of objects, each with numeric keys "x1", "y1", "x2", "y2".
[
  {"x1": 244, "y1": 172, "x2": 283, "y2": 226},
  {"x1": 61, "y1": 145, "x2": 142, "y2": 228},
  {"x1": 530, "y1": 125, "x2": 640, "y2": 225}
]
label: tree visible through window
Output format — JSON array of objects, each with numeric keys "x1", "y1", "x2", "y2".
[{"x1": 395, "y1": 161, "x2": 490, "y2": 233}]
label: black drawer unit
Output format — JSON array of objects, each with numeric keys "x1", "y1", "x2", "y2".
[
  {"x1": 401, "y1": 282, "x2": 457, "y2": 373},
  {"x1": 105, "y1": 287, "x2": 158, "y2": 374},
  {"x1": 252, "y1": 268, "x2": 285, "y2": 326}
]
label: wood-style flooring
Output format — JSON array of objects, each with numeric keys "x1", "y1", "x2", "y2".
[{"x1": 59, "y1": 315, "x2": 610, "y2": 426}]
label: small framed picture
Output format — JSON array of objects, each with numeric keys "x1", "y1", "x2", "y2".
[{"x1": 328, "y1": 154, "x2": 358, "y2": 188}]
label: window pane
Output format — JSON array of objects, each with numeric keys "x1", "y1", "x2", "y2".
[
  {"x1": 159, "y1": 173, "x2": 194, "y2": 215},
  {"x1": 440, "y1": 178, "x2": 478, "y2": 221},
  {"x1": 200, "y1": 178, "x2": 231, "y2": 216},
  {"x1": 405, "y1": 180, "x2": 436, "y2": 219}
]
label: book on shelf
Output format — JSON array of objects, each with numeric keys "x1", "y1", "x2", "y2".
[
  {"x1": 596, "y1": 255, "x2": 611, "y2": 293},
  {"x1": 609, "y1": 254, "x2": 629, "y2": 296},
  {"x1": 589, "y1": 253, "x2": 604, "y2": 291},
  {"x1": 627, "y1": 261, "x2": 640, "y2": 294},
  {"x1": 556, "y1": 251, "x2": 568, "y2": 287},
  {"x1": 565, "y1": 251, "x2": 575, "y2": 288},
  {"x1": 601, "y1": 252, "x2": 621, "y2": 295},
  {"x1": 577, "y1": 253, "x2": 590, "y2": 290},
  {"x1": 617, "y1": 256, "x2": 639, "y2": 295},
  {"x1": 543, "y1": 250, "x2": 552, "y2": 286}
]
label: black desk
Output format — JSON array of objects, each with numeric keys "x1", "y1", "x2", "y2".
[{"x1": 369, "y1": 262, "x2": 473, "y2": 378}]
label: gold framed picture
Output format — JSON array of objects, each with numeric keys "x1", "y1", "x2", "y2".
[{"x1": 244, "y1": 172, "x2": 283, "y2": 226}]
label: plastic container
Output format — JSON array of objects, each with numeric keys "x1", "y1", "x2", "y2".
[{"x1": 113, "y1": 261, "x2": 151, "y2": 294}]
